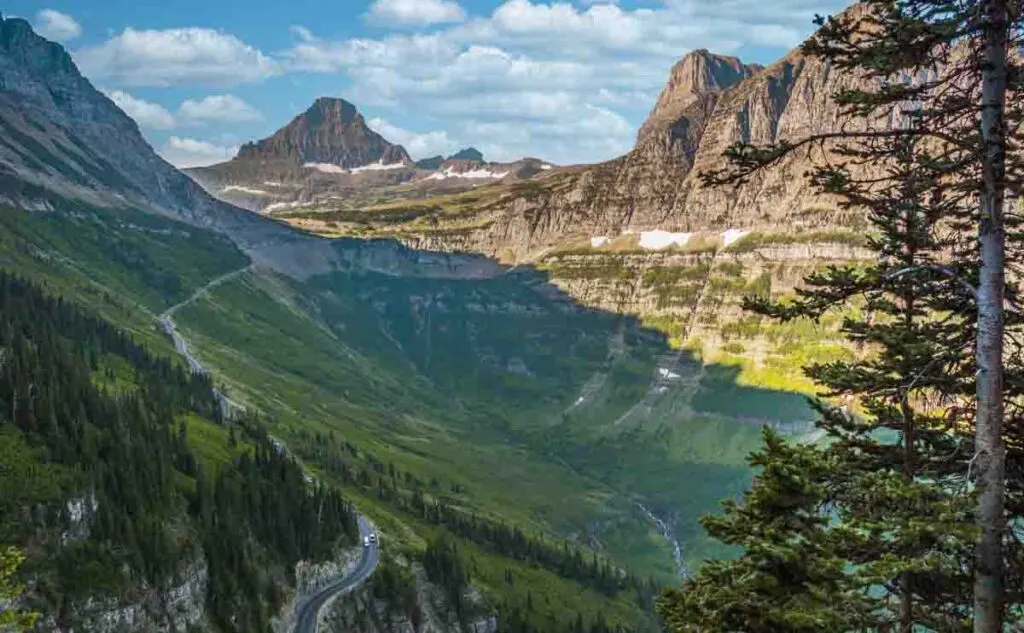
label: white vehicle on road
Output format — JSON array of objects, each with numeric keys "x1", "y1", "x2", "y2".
[{"x1": 363, "y1": 536, "x2": 370, "y2": 547}]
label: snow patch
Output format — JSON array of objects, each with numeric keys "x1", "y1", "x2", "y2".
[
  {"x1": 262, "y1": 181, "x2": 288, "y2": 187},
  {"x1": 590, "y1": 236, "x2": 610, "y2": 248},
  {"x1": 349, "y1": 159, "x2": 408, "y2": 174},
  {"x1": 540, "y1": 164, "x2": 553, "y2": 170},
  {"x1": 303, "y1": 162, "x2": 346, "y2": 174},
  {"x1": 426, "y1": 167, "x2": 510, "y2": 181},
  {"x1": 722, "y1": 229, "x2": 750, "y2": 247},
  {"x1": 639, "y1": 230, "x2": 691, "y2": 250},
  {"x1": 221, "y1": 185, "x2": 270, "y2": 196},
  {"x1": 264, "y1": 201, "x2": 310, "y2": 213}
]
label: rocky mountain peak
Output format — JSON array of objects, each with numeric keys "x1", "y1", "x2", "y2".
[
  {"x1": 1, "y1": 16, "x2": 77, "y2": 83},
  {"x1": 235, "y1": 96, "x2": 411, "y2": 168},
  {"x1": 636, "y1": 49, "x2": 761, "y2": 146},
  {"x1": 448, "y1": 147, "x2": 484, "y2": 162}
]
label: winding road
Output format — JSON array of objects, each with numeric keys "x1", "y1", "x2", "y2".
[
  {"x1": 156, "y1": 265, "x2": 380, "y2": 633},
  {"x1": 295, "y1": 517, "x2": 381, "y2": 633}
]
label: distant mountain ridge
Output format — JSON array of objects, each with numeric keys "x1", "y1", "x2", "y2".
[
  {"x1": 448, "y1": 147, "x2": 484, "y2": 162},
  {"x1": 188, "y1": 104, "x2": 559, "y2": 213}
]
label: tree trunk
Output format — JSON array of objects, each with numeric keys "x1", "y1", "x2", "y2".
[{"x1": 973, "y1": 1, "x2": 1010, "y2": 631}]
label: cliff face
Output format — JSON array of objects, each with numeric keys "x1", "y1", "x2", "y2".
[
  {"x1": 441, "y1": 44, "x2": 875, "y2": 260},
  {"x1": 636, "y1": 50, "x2": 761, "y2": 148},
  {"x1": 236, "y1": 97, "x2": 411, "y2": 168}
]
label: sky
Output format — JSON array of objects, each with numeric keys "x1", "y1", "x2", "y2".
[{"x1": 9, "y1": 0, "x2": 849, "y2": 168}]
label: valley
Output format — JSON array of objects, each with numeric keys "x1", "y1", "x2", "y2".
[{"x1": 0, "y1": 9, "x2": 872, "y2": 633}]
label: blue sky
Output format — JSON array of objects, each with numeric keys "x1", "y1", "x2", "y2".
[{"x1": 11, "y1": 0, "x2": 848, "y2": 167}]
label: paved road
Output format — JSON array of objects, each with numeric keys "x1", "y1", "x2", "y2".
[
  {"x1": 155, "y1": 267, "x2": 381, "y2": 632},
  {"x1": 295, "y1": 517, "x2": 380, "y2": 633}
]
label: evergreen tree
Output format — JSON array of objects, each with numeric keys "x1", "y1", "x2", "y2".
[
  {"x1": 657, "y1": 429, "x2": 872, "y2": 633},
  {"x1": 0, "y1": 546, "x2": 37, "y2": 632},
  {"x1": 701, "y1": 2, "x2": 1023, "y2": 629}
]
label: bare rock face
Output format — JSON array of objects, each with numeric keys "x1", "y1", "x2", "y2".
[
  {"x1": 462, "y1": 37, "x2": 880, "y2": 261},
  {"x1": 636, "y1": 49, "x2": 761, "y2": 147},
  {"x1": 235, "y1": 97, "x2": 411, "y2": 168}
]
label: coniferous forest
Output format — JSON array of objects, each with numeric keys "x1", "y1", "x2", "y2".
[{"x1": 0, "y1": 272, "x2": 358, "y2": 633}]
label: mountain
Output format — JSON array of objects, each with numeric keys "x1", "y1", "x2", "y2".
[
  {"x1": 0, "y1": 15, "x2": 807, "y2": 633},
  {"x1": 236, "y1": 97, "x2": 411, "y2": 167},
  {"x1": 449, "y1": 147, "x2": 485, "y2": 162},
  {"x1": 187, "y1": 101, "x2": 559, "y2": 214},
  {"x1": 636, "y1": 50, "x2": 761, "y2": 147},
  {"x1": 0, "y1": 15, "x2": 362, "y2": 281},
  {"x1": 263, "y1": 34, "x2": 878, "y2": 412},
  {"x1": 414, "y1": 155, "x2": 445, "y2": 170}
]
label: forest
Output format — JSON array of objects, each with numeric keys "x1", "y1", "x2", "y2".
[{"x1": 0, "y1": 272, "x2": 358, "y2": 633}]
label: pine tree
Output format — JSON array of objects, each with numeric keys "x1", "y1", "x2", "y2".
[
  {"x1": 702, "y1": 3, "x2": 1023, "y2": 629},
  {"x1": 657, "y1": 429, "x2": 872, "y2": 633},
  {"x1": 750, "y1": 135, "x2": 982, "y2": 631}
]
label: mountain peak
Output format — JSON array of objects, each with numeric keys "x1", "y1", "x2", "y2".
[
  {"x1": 235, "y1": 97, "x2": 410, "y2": 168},
  {"x1": 448, "y1": 147, "x2": 484, "y2": 162},
  {"x1": 636, "y1": 49, "x2": 761, "y2": 146}
]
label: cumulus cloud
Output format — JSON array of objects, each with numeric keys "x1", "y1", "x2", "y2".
[
  {"x1": 278, "y1": 0, "x2": 845, "y2": 163},
  {"x1": 179, "y1": 94, "x2": 262, "y2": 123},
  {"x1": 75, "y1": 27, "x2": 279, "y2": 87},
  {"x1": 367, "y1": 117, "x2": 459, "y2": 159},
  {"x1": 34, "y1": 9, "x2": 82, "y2": 42},
  {"x1": 159, "y1": 136, "x2": 238, "y2": 168},
  {"x1": 366, "y1": 0, "x2": 466, "y2": 27},
  {"x1": 79, "y1": 0, "x2": 845, "y2": 165},
  {"x1": 104, "y1": 90, "x2": 176, "y2": 129}
]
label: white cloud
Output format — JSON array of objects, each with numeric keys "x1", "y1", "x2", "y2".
[
  {"x1": 75, "y1": 27, "x2": 279, "y2": 87},
  {"x1": 280, "y1": 0, "x2": 848, "y2": 164},
  {"x1": 367, "y1": 117, "x2": 459, "y2": 159},
  {"x1": 75, "y1": 0, "x2": 845, "y2": 166},
  {"x1": 34, "y1": 9, "x2": 82, "y2": 42},
  {"x1": 366, "y1": 0, "x2": 467, "y2": 27},
  {"x1": 104, "y1": 89, "x2": 176, "y2": 129},
  {"x1": 159, "y1": 136, "x2": 238, "y2": 168},
  {"x1": 179, "y1": 94, "x2": 262, "y2": 123}
]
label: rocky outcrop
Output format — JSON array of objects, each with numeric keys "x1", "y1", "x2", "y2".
[
  {"x1": 636, "y1": 50, "x2": 761, "y2": 147},
  {"x1": 35, "y1": 555, "x2": 209, "y2": 633},
  {"x1": 322, "y1": 560, "x2": 496, "y2": 633},
  {"x1": 237, "y1": 97, "x2": 411, "y2": 168}
]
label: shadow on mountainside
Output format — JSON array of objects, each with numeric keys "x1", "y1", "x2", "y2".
[
  {"x1": 183, "y1": 233, "x2": 817, "y2": 575},
  {"x1": 0, "y1": 192, "x2": 818, "y2": 582}
]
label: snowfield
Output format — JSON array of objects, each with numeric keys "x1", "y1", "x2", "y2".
[
  {"x1": 222, "y1": 185, "x2": 270, "y2": 196},
  {"x1": 639, "y1": 230, "x2": 692, "y2": 250},
  {"x1": 722, "y1": 229, "x2": 750, "y2": 247},
  {"x1": 349, "y1": 160, "x2": 407, "y2": 174},
  {"x1": 303, "y1": 162, "x2": 346, "y2": 174},
  {"x1": 426, "y1": 167, "x2": 510, "y2": 181},
  {"x1": 302, "y1": 160, "x2": 408, "y2": 175}
]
